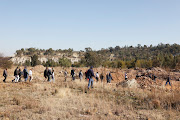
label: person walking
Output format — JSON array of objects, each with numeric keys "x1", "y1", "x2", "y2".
[
  {"x1": 71, "y1": 68, "x2": 75, "y2": 81},
  {"x1": 79, "y1": 70, "x2": 83, "y2": 81},
  {"x1": 100, "y1": 73, "x2": 104, "y2": 82},
  {"x1": 85, "y1": 71, "x2": 88, "y2": 80},
  {"x1": 125, "y1": 73, "x2": 128, "y2": 80},
  {"x1": 29, "y1": 69, "x2": 33, "y2": 82},
  {"x1": 87, "y1": 66, "x2": 95, "y2": 89},
  {"x1": 96, "y1": 72, "x2": 99, "y2": 82},
  {"x1": 18, "y1": 68, "x2": 22, "y2": 82},
  {"x1": 52, "y1": 68, "x2": 55, "y2": 83},
  {"x1": 165, "y1": 75, "x2": 171, "y2": 86},
  {"x1": 106, "y1": 72, "x2": 113, "y2": 83},
  {"x1": 13, "y1": 67, "x2": 19, "y2": 83},
  {"x1": 47, "y1": 68, "x2": 52, "y2": 82},
  {"x1": 23, "y1": 67, "x2": 29, "y2": 82},
  {"x1": 64, "y1": 70, "x2": 68, "y2": 82},
  {"x1": 44, "y1": 67, "x2": 48, "y2": 81},
  {"x1": 3, "y1": 68, "x2": 8, "y2": 83}
]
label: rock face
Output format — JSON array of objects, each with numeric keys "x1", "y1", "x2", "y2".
[
  {"x1": 10, "y1": 52, "x2": 83, "y2": 65},
  {"x1": 11, "y1": 56, "x2": 31, "y2": 64}
]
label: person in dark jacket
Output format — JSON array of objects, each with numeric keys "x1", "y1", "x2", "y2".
[
  {"x1": 3, "y1": 68, "x2": 8, "y2": 83},
  {"x1": 100, "y1": 73, "x2": 104, "y2": 82},
  {"x1": 165, "y1": 75, "x2": 171, "y2": 86},
  {"x1": 106, "y1": 72, "x2": 113, "y2": 83},
  {"x1": 13, "y1": 67, "x2": 19, "y2": 83},
  {"x1": 44, "y1": 67, "x2": 48, "y2": 81},
  {"x1": 71, "y1": 68, "x2": 75, "y2": 80},
  {"x1": 87, "y1": 66, "x2": 95, "y2": 89},
  {"x1": 23, "y1": 67, "x2": 29, "y2": 82},
  {"x1": 85, "y1": 71, "x2": 88, "y2": 80},
  {"x1": 18, "y1": 68, "x2": 22, "y2": 82}
]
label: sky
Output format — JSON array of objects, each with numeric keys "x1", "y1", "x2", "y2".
[{"x1": 0, "y1": 0, "x2": 180, "y2": 56}]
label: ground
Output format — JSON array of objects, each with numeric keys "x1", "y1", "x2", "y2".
[{"x1": 0, "y1": 66, "x2": 179, "y2": 120}]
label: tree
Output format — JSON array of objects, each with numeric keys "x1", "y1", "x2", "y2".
[
  {"x1": 31, "y1": 55, "x2": 41, "y2": 66},
  {"x1": 59, "y1": 58, "x2": 71, "y2": 67},
  {"x1": 117, "y1": 60, "x2": 126, "y2": 68},
  {"x1": 84, "y1": 51, "x2": 101, "y2": 67},
  {"x1": 16, "y1": 50, "x2": 23, "y2": 56},
  {"x1": 85, "y1": 47, "x2": 92, "y2": 52},
  {"x1": 135, "y1": 60, "x2": 141, "y2": 68}
]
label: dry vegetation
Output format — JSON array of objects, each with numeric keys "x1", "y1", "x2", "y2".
[{"x1": 0, "y1": 66, "x2": 179, "y2": 120}]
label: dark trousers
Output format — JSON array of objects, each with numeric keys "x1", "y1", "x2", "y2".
[
  {"x1": 96, "y1": 77, "x2": 99, "y2": 82},
  {"x1": 48, "y1": 75, "x2": 51, "y2": 82},
  {"x1": 3, "y1": 76, "x2": 7, "y2": 82},
  {"x1": 72, "y1": 75, "x2": 75, "y2": 80},
  {"x1": 165, "y1": 81, "x2": 171, "y2": 86}
]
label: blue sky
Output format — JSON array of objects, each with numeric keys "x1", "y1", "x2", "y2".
[{"x1": 0, "y1": 0, "x2": 180, "y2": 56}]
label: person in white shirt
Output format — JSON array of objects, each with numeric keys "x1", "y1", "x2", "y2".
[
  {"x1": 29, "y1": 69, "x2": 33, "y2": 82},
  {"x1": 79, "y1": 70, "x2": 83, "y2": 81},
  {"x1": 96, "y1": 72, "x2": 99, "y2": 82},
  {"x1": 52, "y1": 68, "x2": 55, "y2": 83},
  {"x1": 64, "y1": 70, "x2": 68, "y2": 82},
  {"x1": 125, "y1": 73, "x2": 128, "y2": 80}
]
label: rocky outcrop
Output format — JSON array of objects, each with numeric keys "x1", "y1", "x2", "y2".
[
  {"x1": 10, "y1": 52, "x2": 82, "y2": 65},
  {"x1": 11, "y1": 56, "x2": 31, "y2": 64}
]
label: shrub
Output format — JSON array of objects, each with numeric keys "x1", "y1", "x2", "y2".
[
  {"x1": 31, "y1": 54, "x2": 41, "y2": 66},
  {"x1": 59, "y1": 58, "x2": 71, "y2": 67},
  {"x1": 0, "y1": 57, "x2": 13, "y2": 69}
]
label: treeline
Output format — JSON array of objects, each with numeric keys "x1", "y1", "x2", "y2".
[
  {"x1": 15, "y1": 43, "x2": 180, "y2": 69},
  {"x1": 74, "y1": 43, "x2": 180, "y2": 69},
  {"x1": 73, "y1": 51, "x2": 180, "y2": 69},
  {"x1": 16, "y1": 48, "x2": 74, "y2": 56}
]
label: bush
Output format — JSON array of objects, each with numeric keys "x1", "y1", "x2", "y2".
[
  {"x1": 31, "y1": 55, "x2": 41, "y2": 66},
  {"x1": 0, "y1": 57, "x2": 13, "y2": 69},
  {"x1": 59, "y1": 58, "x2": 71, "y2": 67},
  {"x1": 135, "y1": 60, "x2": 152, "y2": 68},
  {"x1": 43, "y1": 59, "x2": 59, "y2": 67},
  {"x1": 24, "y1": 60, "x2": 31, "y2": 66},
  {"x1": 117, "y1": 60, "x2": 126, "y2": 68}
]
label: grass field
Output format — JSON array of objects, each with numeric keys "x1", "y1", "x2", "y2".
[{"x1": 0, "y1": 66, "x2": 179, "y2": 120}]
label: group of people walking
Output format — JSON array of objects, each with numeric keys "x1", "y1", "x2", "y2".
[
  {"x1": 2, "y1": 66, "x2": 33, "y2": 83},
  {"x1": 67, "y1": 67, "x2": 113, "y2": 89},
  {"x1": 44, "y1": 67, "x2": 55, "y2": 82},
  {"x1": 2, "y1": 66, "x2": 172, "y2": 88}
]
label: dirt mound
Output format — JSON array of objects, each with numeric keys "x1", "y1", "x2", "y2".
[
  {"x1": 118, "y1": 79, "x2": 140, "y2": 88},
  {"x1": 151, "y1": 67, "x2": 167, "y2": 73},
  {"x1": 136, "y1": 77, "x2": 163, "y2": 89}
]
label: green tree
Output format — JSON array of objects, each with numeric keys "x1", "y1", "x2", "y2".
[
  {"x1": 84, "y1": 51, "x2": 101, "y2": 67},
  {"x1": 59, "y1": 58, "x2": 71, "y2": 67},
  {"x1": 31, "y1": 55, "x2": 41, "y2": 66}
]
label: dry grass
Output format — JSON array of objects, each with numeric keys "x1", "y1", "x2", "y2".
[{"x1": 0, "y1": 66, "x2": 179, "y2": 120}]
